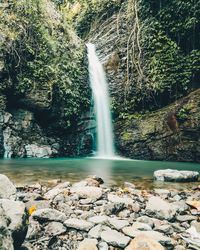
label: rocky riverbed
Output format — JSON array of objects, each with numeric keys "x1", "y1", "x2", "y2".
[{"x1": 0, "y1": 172, "x2": 200, "y2": 250}]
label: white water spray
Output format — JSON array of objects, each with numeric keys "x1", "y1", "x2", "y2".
[{"x1": 87, "y1": 43, "x2": 115, "y2": 158}]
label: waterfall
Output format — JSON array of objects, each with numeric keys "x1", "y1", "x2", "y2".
[{"x1": 87, "y1": 43, "x2": 115, "y2": 158}]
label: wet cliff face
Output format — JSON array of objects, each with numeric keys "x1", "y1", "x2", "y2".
[
  {"x1": 0, "y1": 108, "x2": 95, "y2": 158},
  {"x1": 115, "y1": 89, "x2": 200, "y2": 162}
]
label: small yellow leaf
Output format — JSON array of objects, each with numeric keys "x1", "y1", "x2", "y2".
[{"x1": 28, "y1": 206, "x2": 36, "y2": 216}]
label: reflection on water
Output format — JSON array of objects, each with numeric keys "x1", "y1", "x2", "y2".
[
  {"x1": 86, "y1": 158, "x2": 113, "y2": 184},
  {"x1": 0, "y1": 158, "x2": 199, "y2": 189}
]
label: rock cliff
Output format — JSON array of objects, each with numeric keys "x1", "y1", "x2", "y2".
[
  {"x1": 0, "y1": 0, "x2": 199, "y2": 162},
  {"x1": 0, "y1": 0, "x2": 91, "y2": 158},
  {"x1": 115, "y1": 89, "x2": 200, "y2": 162}
]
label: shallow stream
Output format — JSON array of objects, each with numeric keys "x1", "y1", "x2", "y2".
[{"x1": 0, "y1": 158, "x2": 199, "y2": 189}]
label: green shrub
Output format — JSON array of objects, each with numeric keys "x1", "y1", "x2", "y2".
[{"x1": 0, "y1": 0, "x2": 90, "y2": 128}]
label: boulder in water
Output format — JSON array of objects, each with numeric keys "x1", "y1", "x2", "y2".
[{"x1": 154, "y1": 169, "x2": 199, "y2": 182}]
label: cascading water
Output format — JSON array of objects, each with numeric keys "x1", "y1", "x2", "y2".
[{"x1": 87, "y1": 43, "x2": 115, "y2": 158}]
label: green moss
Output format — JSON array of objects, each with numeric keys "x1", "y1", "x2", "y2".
[
  {"x1": 177, "y1": 101, "x2": 195, "y2": 121},
  {"x1": 119, "y1": 112, "x2": 143, "y2": 121},
  {"x1": 183, "y1": 102, "x2": 195, "y2": 111},
  {"x1": 177, "y1": 108, "x2": 189, "y2": 121},
  {"x1": 121, "y1": 132, "x2": 132, "y2": 141}
]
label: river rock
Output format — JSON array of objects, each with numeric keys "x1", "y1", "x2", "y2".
[
  {"x1": 25, "y1": 200, "x2": 51, "y2": 211},
  {"x1": 174, "y1": 246, "x2": 186, "y2": 250},
  {"x1": 107, "y1": 194, "x2": 139, "y2": 211},
  {"x1": 176, "y1": 215, "x2": 196, "y2": 222},
  {"x1": 77, "y1": 238, "x2": 98, "y2": 250},
  {"x1": 101, "y1": 228, "x2": 130, "y2": 248},
  {"x1": 103, "y1": 202, "x2": 125, "y2": 215},
  {"x1": 25, "y1": 219, "x2": 42, "y2": 240},
  {"x1": 0, "y1": 206, "x2": 14, "y2": 250},
  {"x1": 88, "y1": 225, "x2": 110, "y2": 239},
  {"x1": 0, "y1": 228, "x2": 14, "y2": 250},
  {"x1": 70, "y1": 186, "x2": 103, "y2": 200},
  {"x1": 64, "y1": 218, "x2": 94, "y2": 231},
  {"x1": 72, "y1": 180, "x2": 89, "y2": 188},
  {"x1": 124, "y1": 182, "x2": 136, "y2": 189},
  {"x1": 125, "y1": 235, "x2": 165, "y2": 250},
  {"x1": 122, "y1": 230, "x2": 172, "y2": 246},
  {"x1": 98, "y1": 241, "x2": 109, "y2": 250},
  {"x1": 0, "y1": 199, "x2": 28, "y2": 248},
  {"x1": 191, "y1": 221, "x2": 200, "y2": 233},
  {"x1": 145, "y1": 196, "x2": 176, "y2": 220},
  {"x1": 154, "y1": 169, "x2": 199, "y2": 182},
  {"x1": 45, "y1": 221, "x2": 66, "y2": 236},
  {"x1": 0, "y1": 206, "x2": 9, "y2": 228},
  {"x1": 154, "y1": 224, "x2": 173, "y2": 234},
  {"x1": 0, "y1": 174, "x2": 16, "y2": 199},
  {"x1": 131, "y1": 222, "x2": 152, "y2": 231},
  {"x1": 85, "y1": 175, "x2": 104, "y2": 187},
  {"x1": 108, "y1": 217, "x2": 129, "y2": 230},
  {"x1": 186, "y1": 200, "x2": 200, "y2": 211},
  {"x1": 118, "y1": 209, "x2": 131, "y2": 219},
  {"x1": 18, "y1": 192, "x2": 42, "y2": 202},
  {"x1": 136, "y1": 216, "x2": 154, "y2": 228},
  {"x1": 154, "y1": 189, "x2": 171, "y2": 197},
  {"x1": 32, "y1": 208, "x2": 66, "y2": 222},
  {"x1": 44, "y1": 182, "x2": 70, "y2": 200},
  {"x1": 88, "y1": 224, "x2": 102, "y2": 239},
  {"x1": 173, "y1": 200, "x2": 189, "y2": 213},
  {"x1": 88, "y1": 215, "x2": 108, "y2": 224}
]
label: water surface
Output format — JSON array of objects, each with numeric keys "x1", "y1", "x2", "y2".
[{"x1": 0, "y1": 158, "x2": 199, "y2": 189}]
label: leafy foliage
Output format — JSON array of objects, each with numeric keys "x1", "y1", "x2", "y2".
[
  {"x1": 1, "y1": 0, "x2": 199, "y2": 126},
  {"x1": 137, "y1": 0, "x2": 200, "y2": 109},
  {"x1": 0, "y1": 0, "x2": 90, "y2": 128},
  {"x1": 115, "y1": 0, "x2": 200, "y2": 114}
]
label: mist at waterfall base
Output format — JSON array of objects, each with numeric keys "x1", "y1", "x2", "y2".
[{"x1": 87, "y1": 43, "x2": 116, "y2": 159}]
